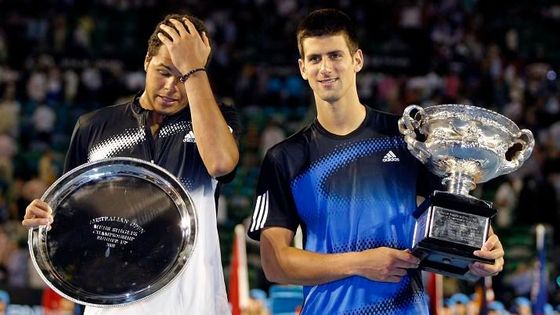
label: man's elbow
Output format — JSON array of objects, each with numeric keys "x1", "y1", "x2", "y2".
[
  {"x1": 262, "y1": 262, "x2": 289, "y2": 284},
  {"x1": 207, "y1": 155, "x2": 239, "y2": 177}
]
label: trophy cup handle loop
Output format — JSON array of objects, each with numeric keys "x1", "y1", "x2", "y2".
[
  {"x1": 499, "y1": 129, "x2": 535, "y2": 175},
  {"x1": 399, "y1": 104, "x2": 424, "y2": 135},
  {"x1": 398, "y1": 105, "x2": 431, "y2": 163}
]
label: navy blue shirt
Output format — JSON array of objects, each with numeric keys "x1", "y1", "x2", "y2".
[
  {"x1": 63, "y1": 92, "x2": 241, "y2": 313},
  {"x1": 249, "y1": 106, "x2": 439, "y2": 315},
  {"x1": 65, "y1": 93, "x2": 240, "y2": 191}
]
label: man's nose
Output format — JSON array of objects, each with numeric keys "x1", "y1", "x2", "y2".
[
  {"x1": 320, "y1": 58, "x2": 333, "y2": 74},
  {"x1": 164, "y1": 76, "x2": 179, "y2": 90}
]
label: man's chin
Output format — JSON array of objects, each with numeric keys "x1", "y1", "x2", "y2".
[{"x1": 319, "y1": 94, "x2": 340, "y2": 104}]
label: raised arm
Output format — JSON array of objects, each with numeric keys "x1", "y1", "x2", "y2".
[
  {"x1": 184, "y1": 69, "x2": 239, "y2": 177},
  {"x1": 158, "y1": 18, "x2": 239, "y2": 177},
  {"x1": 260, "y1": 227, "x2": 421, "y2": 285}
]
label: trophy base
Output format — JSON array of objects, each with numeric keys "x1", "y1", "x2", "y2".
[
  {"x1": 411, "y1": 191, "x2": 497, "y2": 281},
  {"x1": 412, "y1": 239, "x2": 492, "y2": 281}
]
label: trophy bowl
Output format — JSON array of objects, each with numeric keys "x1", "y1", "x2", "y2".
[
  {"x1": 398, "y1": 104, "x2": 534, "y2": 280},
  {"x1": 28, "y1": 157, "x2": 197, "y2": 306}
]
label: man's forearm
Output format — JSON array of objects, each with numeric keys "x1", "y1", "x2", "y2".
[
  {"x1": 184, "y1": 71, "x2": 239, "y2": 176},
  {"x1": 260, "y1": 233, "x2": 358, "y2": 285}
]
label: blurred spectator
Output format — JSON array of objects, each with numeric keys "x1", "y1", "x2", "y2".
[
  {"x1": 72, "y1": 16, "x2": 95, "y2": 54},
  {"x1": 38, "y1": 149, "x2": 59, "y2": 186},
  {"x1": 0, "y1": 222, "x2": 27, "y2": 287},
  {"x1": 447, "y1": 293, "x2": 470, "y2": 315},
  {"x1": 17, "y1": 177, "x2": 48, "y2": 219},
  {"x1": 510, "y1": 296, "x2": 531, "y2": 315},
  {"x1": 247, "y1": 288, "x2": 270, "y2": 315},
  {"x1": 0, "y1": 227, "x2": 11, "y2": 284},
  {"x1": 0, "y1": 290, "x2": 8, "y2": 315},
  {"x1": 63, "y1": 68, "x2": 79, "y2": 102},
  {"x1": 27, "y1": 71, "x2": 48, "y2": 103},
  {"x1": 0, "y1": 1, "x2": 559, "y2": 309},
  {"x1": 259, "y1": 117, "x2": 285, "y2": 159},
  {"x1": 0, "y1": 83, "x2": 21, "y2": 137},
  {"x1": 5, "y1": 224, "x2": 28, "y2": 288},
  {"x1": 488, "y1": 301, "x2": 506, "y2": 315},
  {"x1": 21, "y1": 177, "x2": 47, "y2": 202},
  {"x1": 30, "y1": 103, "x2": 56, "y2": 148},
  {"x1": 46, "y1": 67, "x2": 63, "y2": 103},
  {"x1": 0, "y1": 134, "x2": 16, "y2": 185},
  {"x1": 505, "y1": 261, "x2": 536, "y2": 298},
  {"x1": 493, "y1": 176, "x2": 521, "y2": 229},
  {"x1": 52, "y1": 15, "x2": 67, "y2": 53}
]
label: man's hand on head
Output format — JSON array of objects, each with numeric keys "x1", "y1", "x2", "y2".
[{"x1": 157, "y1": 18, "x2": 210, "y2": 76}]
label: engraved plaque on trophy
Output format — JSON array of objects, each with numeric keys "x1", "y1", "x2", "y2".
[
  {"x1": 28, "y1": 157, "x2": 197, "y2": 306},
  {"x1": 398, "y1": 104, "x2": 534, "y2": 280}
]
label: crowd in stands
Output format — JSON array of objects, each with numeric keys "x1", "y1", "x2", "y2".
[{"x1": 1, "y1": 0, "x2": 560, "y2": 313}]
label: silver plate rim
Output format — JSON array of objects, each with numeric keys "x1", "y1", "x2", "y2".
[{"x1": 28, "y1": 157, "x2": 198, "y2": 307}]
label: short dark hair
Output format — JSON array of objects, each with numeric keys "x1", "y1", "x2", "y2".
[
  {"x1": 296, "y1": 9, "x2": 359, "y2": 57},
  {"x1": 146, "y1": 13, "x2": 211, "y2": 66}
]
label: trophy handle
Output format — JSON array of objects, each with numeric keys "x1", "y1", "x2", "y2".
[
  {"x1": 498, "y1": 129, "x2": 535, "y2": 175},
  {"x1": 398, "y1": 105, "x2": 431, "y2": 163}
]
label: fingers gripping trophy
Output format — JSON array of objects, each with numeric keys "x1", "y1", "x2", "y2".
[{"x1": 398, "y1": 104, "x2": 534, "y2": 281}]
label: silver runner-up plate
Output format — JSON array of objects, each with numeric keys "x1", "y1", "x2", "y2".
[{"x1": 28, "y1": 157, "x2": 197, "y2": 307}]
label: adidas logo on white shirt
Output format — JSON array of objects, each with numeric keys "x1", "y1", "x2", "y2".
[{"x1": 382, "y1": 150, "x2": 400, "y2": 162}]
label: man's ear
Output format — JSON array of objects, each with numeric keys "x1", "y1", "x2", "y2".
[
  {"x1": 353, "y1": 49, "x2": 364, "y2": 73},
  {"x1": 298, "y1": 59, "x2": 308, "y2": 80},
  {"x1": 144, "y1": 54, "x2": 151, "y2": 72}
]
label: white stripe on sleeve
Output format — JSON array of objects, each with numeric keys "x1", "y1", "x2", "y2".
[
  {"x1": 257, "y1": 192, "x2": 269, "y2": 230},
  {"x1": 250, "y1": 194, "x2": 263, "y2": 232}
]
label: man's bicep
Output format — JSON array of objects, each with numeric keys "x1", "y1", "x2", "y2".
[
  {"x1": 261, "y1": 227, "x2": 295, "y2": 250},
  {"x1": 260, "y1": 227, "x2": 296, "y2": 278}
]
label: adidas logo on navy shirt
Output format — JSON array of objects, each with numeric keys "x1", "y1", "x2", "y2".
[
  {"x1": 382, "y1": 150, "x2": 400, "y2": 162},
  {"x1": 183, "y1": 131, "x2": 196, "y2": 143}
]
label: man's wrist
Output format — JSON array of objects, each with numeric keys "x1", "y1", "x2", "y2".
[
  {"x1": 178, "y1": 68, "x2": 206, "y2": 83},
  {"x1": 340, "y1": 252, "x2": 360, "y2": 277}
]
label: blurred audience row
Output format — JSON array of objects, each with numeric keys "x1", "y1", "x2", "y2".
[{"x1": 1, "y1": 0, "x2": 560, "y2": 312}]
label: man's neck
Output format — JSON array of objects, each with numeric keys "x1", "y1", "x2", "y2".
[
  {"x1": 148, "y1": 112, "x2": 165, "y2": 136},
  {"x1": 138, "y1": 93, "x2": 166, "y2": 136},
  {"x1": 315, "y1": 96, "x2": 366, "y2": 136}
]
